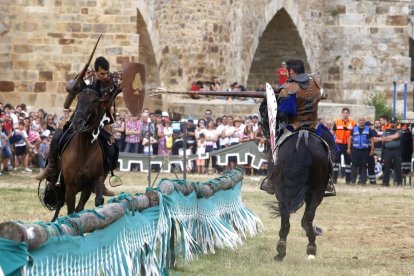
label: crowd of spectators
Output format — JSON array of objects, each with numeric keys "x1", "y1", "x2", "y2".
[
  {"x1": 324, "y1": 108, "x2": 413, "y2": 186},
  {"x1": 114, "y1": 108, "x2": 267, "y2": 174},
  {"x1": 1, "y1": 97, "x2": 413, "y2": 184},
  {"x1": 0, "y1": 102, "x2": 54, "y2": 175},
  {"x1": 0, "y1": 102, "x2": 268, "y2": 175}
]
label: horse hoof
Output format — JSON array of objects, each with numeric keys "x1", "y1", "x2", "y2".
[
  {"x1": 95, "y1": 198, "x2": 104, "y2": 207},
  {"x1": 276, "y1": 240, "x2": 287, "y2": 256},
  {"x1": 307, "y1": 245, "x2": 317, "y2": 256},
  {"x1": 273, "y1": 255, "x2": 284, "y2": 262},
  {"x1": 307, "y1": 255, "x2": 316, "y2": 260}
]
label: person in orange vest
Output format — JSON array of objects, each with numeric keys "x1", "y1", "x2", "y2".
[
  {"x1": 379, "y1": 115, "x2": 391, "y2": 131},
  {"x1": 332, "y1": 107, "x2": 356, "y2": 184}
]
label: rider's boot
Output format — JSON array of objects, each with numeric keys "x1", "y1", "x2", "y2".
[
  {"x1": 35, "y1": 154, "x2": 59, "y2": 183},
  {"x1": 324, "y1": 177, "x2": 336, "y2": 197},
  {"x1": 35, "y1": 133, "x2": 60, "y2": 183},
  {"x1": 260, "y1": 154, "x2": 275, "y2": 195},
  {"x1": 318, "y1": 126, "x2": 337, "y2": 197},
  {"x1": 324, "y1": 161, "x2": 336, "y2": 197},
  {"x1": 103, "y1": 185, "x2": 115, "y2": 197}
]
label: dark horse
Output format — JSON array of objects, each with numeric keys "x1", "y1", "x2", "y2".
[
  {"x1": 51, "y1": 88, "x2": 117, "y2": 221},
  {"x1": 271, "y1": 130, "x2": 330, "y2": 261}
]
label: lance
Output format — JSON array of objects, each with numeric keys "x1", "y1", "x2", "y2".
[
  {"x1": 148, "y1": 90, "x2": 266, "y2": 98},
  {"x1": 64, "y1": 34, "x2": 103, "y2": 109}
]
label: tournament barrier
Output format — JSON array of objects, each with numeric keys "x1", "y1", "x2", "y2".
[
  {"x1": 119, "y1": 141, "x2": 267, "y2": 172},
  {"x1": 0, "y1": 169, "x2": 262, "y2": 275}
]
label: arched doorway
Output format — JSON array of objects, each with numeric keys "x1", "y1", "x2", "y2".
[{"x1": 246, "y1": 8, "x2": 309, "y2": 90}]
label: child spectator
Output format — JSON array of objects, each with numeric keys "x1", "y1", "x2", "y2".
[
  {"x1": 163, "y1": 121, "x2": 173, "y2": 155},
  {"x1": 196, "y1": 133, "x2": 206, "y2": 174},
  {"x1": 37, "y1": 135, "x2": 49, "y2": 169},
  {"x1": 31, "y1": 117, "x2": 42, "y2": 132},
  {"x1": 14, "y1": 121, "x2": 34, "y2": 173},
  {"x1": 374, "y1": 153, "x2": 383, "y2": 180},
  {"x1": 142, "y1": 131, "x2": 157, "y2": 155},
  {"x1": 0, "y1": 119, "x2": 11, "y2": 174}
]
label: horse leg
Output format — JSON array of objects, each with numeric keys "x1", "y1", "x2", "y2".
[
  {"x1": 51, "y1": 183, "x2": 65, "y2": 222},
  {"x1": 51, "y1": 202, "x2": 63, "y2": 222},
  {"x1": 75, "y1": 189, "x2": 92, "y2": 213},
  {"x1": 301, "y1": 193, "x2": 320, "y2": 235},
  {"x1": 65, "y1": 186, "x2": 77, "y2": 215},
  {"x1": 302, "y1": 197, "x2": 318, "y2": 259},
  {"x1": 274, "y1": 211, "x2": 290, "y2": 262},
  {"x1": 94, "y1": 179, "x2": 105, "y2": 207}
]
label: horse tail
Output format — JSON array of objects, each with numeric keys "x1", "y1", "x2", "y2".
[
  {"x1": 266, "y1": 201, "x2": 282, "y2": 218},
  {"x1": 282, "y1": 131, "x2": 313, "y2": 214},
  {"x1": 39, "y1": 180, "x2": 65, "y2": 211}
]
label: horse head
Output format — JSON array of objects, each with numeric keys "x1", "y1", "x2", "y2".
[{"x1": 73, "y1": 88, "x2": 109, "y2": 133}]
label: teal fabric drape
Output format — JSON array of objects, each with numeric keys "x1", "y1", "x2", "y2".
[{"x1": 0, "y1": 177, "x2": 261, "y2": 275}]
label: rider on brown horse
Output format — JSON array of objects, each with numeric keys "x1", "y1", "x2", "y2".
[
  {"x1": 35, "y1": 56, "x2": 119, "y2": 196},
  {"x1": 260, "y1": 59, "x2": 337, "y2": 196}
]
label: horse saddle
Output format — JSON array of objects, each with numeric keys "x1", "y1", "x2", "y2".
[
  {"x1": 274, "y1": 128, "x2": 331, "y2": 166},
  {"x1": 281, "y1": 128, "x2": 330, "y2": 153},
  {"x1": 58, "y1": 127, "x2": 119, "y2": 172}
]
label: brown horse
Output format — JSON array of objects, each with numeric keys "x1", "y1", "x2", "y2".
[{"x1": 51, "y1": 87, "x2": 117, "y2": 221}]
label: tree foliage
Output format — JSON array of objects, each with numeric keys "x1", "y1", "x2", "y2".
[{"x1": 364, "y1": 93, "x2": 393, "y2": 120}]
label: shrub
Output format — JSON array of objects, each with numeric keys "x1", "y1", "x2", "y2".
[{"x1": 364, "y1": 93, "x2": 393, "y2": 119}]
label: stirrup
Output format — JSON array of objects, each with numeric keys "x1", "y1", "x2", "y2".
[
  {"x1": 54, "y1": 172, "x2": 62, "y2": 187},
  {"x1": 324, "y1": 180, "x2": 336, "y2": 197}
]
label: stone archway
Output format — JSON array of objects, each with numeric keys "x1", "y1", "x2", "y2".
[
  {"x1": 137, "y1": 9, "x2": 160, "y2": 88},
  {"x1": 246, "y1": 8, "x2": 309, "y2": 89},
  {"x1": 135, "y1": 1, "x2": 163, "y2": 89},
  {"x1": 243, "y1": 0, "x2": 322, "y2": 90}
]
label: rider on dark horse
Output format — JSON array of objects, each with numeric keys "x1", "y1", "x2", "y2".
[
  {"x1": 35, "y1": 56, "x2": 119, "y2": 197},
  {"x1": 260, "y1": 59, "x2": 337, "y2": 197}
]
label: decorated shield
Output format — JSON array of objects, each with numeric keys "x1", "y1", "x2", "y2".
[
  {"x1": 122, "y1": 62, "x2": 146, "y2": 116},
  {"x1": 265, "y1": 83, "x2": 278, "y2": 163}
]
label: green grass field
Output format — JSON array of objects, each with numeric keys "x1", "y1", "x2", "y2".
[{"x1": 1, "y1": 170, "x2": 414, "y2": 275}]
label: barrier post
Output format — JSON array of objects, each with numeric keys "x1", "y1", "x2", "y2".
[{"x1": 412, "y1": 82, "x2": 414, "y2": 112}]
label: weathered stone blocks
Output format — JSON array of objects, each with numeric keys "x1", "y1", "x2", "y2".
[
  {"x1": 0, "y1": 81, "x2": 15, "y2": 92},
  {"x1": 34, "y1": 82, "x2": 46, "y2": 92},
  {"x1": 39, "y1": 71, "x2": 53, "y2": 81},
  {"x1": 0, "y1": 0, "x2": 411, "y2": 110}
]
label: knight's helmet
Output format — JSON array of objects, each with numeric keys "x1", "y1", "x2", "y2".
[{"x1": 64, "y1": 34, "x2": 102, "y2": 109}]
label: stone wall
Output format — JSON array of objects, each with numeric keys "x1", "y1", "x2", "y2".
[
  {"x1": 0, "y1": 0, "x2": 412, "y2": 113},
  {"x1": 246, "y1": 8, "x2": 310, "y2": 89},
  {"x1": 0, "y1": 0, "x2": 139, "y2": 111},
  {"x1": 321, "y1": 1, "x2": 411, "y2": 105}
]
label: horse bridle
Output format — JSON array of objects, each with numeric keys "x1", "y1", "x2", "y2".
[{"x1": 74, "y1": 87, "x2": 121, "y2": 135}]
